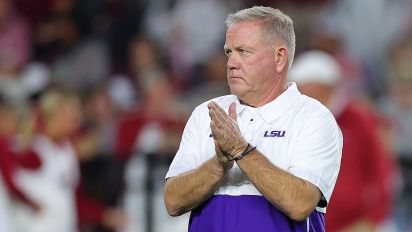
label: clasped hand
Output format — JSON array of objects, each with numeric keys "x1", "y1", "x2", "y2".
[{"x1": 208, "y1": 101, "x2": 248, "y2": 169}]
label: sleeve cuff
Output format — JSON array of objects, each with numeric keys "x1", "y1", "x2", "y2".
[{"x1": 288, "y1": 167, "x2": 330, "y2": 209}]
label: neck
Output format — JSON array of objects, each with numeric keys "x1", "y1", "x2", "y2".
[{"x1": 241, "y1": 78, "x2": 287, "y2": 107}]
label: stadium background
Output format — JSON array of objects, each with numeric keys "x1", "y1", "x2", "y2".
[{"x1": 0, "y1": 0, "x2": 412, "y2": 231}]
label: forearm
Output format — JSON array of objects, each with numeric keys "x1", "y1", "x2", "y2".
[
  {"x1": 237, "y1": 150, "x2": 321, "y2": 221},
  {"x1": 164, "y1": 156, "x2": 227, "y2": 216}
]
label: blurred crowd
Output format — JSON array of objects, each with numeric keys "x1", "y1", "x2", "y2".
[{"x1": 0, "y1": 0, "x2": 412, "y2": 231}]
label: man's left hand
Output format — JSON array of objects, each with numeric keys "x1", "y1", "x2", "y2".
[{"x1": 208, "y1": 101, "x2": 248, "y2": 159}]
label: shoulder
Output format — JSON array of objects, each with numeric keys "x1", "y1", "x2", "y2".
[
  {"x1": 294, "y1": 95, "x2": 334, "y2": 121},
  {"x1": 290, "y1": 95, "x2": 341, "y2": 141}
]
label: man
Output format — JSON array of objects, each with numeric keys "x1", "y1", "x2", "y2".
[
  {"x1": 289, "y1": 50, "x2": 397, "y2": 231},
  {"x1": 164, "y1": 6, "x2": 343, "y2": 231}
]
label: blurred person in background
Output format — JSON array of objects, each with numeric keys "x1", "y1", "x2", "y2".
[
  {"x1": 26, "y1": 0, "x2": 110, "y2": 92},
  {"x1": 115, "y1": 35, "x2": 188, "y2": 232},
  {"x1": 0, "y1": 97, "x2": 15, "y2": 231},
  {"x1": 49, "y1": 14, "x2": 110, "y2": 91},
  {"x1": 379, "y1": 30, "x2": 412, "y2": 231},
  {"x1": 0, "y1": 96, "x2": 41, "y2": 232},
  {"x1": 316, "y1": 0, "x2": 412, "y2": 99},
  {"x1": 0, "y1": 0, "x2": 30, "y2": 79},
  {"x1": 164, "y1": 6, "x2": 342, "y2": 232},
  {"x1": 180, "y1": 50, "x2": 230, "y2": 112},
  {"x1": 0, "y1": 0, "x2": 33, "y2": 107},
  {"x1": 12, "y1": 87, "x2": 128, "y2": 232},
  {"x1": 116, "y1": 35, "x2": 185, "y2": 160},
  {"x1": 74, "y1": 84, "x2": 131, "y2": 232},
  {"x1": 144, "y1": 0, "x2": 238, "y2": 81},
  {"x1": 310, "y1": 30, "x2": 366, "y2": 104},
  {"x1": 0, "y1": 174, "x2": 11, "y2": 231},
  {"x1": 43, "y1": 14, "x2": 109, "y2": 91},
  {"x1": 289, "y1": 50, "x2": 398, "y2": 232}
]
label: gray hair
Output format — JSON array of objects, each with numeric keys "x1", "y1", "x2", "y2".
[{"x1": 226, "y1": 6, "x2": 296, "y2": 69}]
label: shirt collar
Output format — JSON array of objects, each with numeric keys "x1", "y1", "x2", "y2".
[
  {"x1": 258, "y1": 82, "x2": 301, "y2": 123},
  {"x1": 218, "y1": 95, "x2": 246, "y2": 118},
  {"x1": 221, "y1": 82, "x2": 301, "y2": 123}
]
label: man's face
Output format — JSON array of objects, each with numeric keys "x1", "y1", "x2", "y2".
[{"x1": 224, "y1": 21, "x2": 279, "y2": 104}]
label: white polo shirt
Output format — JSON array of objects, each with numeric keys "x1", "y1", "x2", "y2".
[{"x1": 166, "y1": 83, "x2": 342, "y2": 213}]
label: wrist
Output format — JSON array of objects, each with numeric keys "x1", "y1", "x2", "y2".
[
  {"x1": 230, "y1": 141, "x2": 249, "y2": 158},
  {"x1": 229, "y1": 144, "x2": 256, "y2": 161},
  {"x1": 213, "y1": 156, "x2": 233, "y2": 174}
]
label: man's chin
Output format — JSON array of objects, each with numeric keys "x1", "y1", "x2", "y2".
[
  {"x1": 229, "y1": 88, "x2": 241, "y2": 97},
  {"x1": 228, "y1": 85, "x2": 245, "y2": 96},
  {"x1": 229, "y1": 89, "x2": 247, "y2": 102}
]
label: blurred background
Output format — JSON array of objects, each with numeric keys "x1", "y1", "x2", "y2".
[{"x1": 0, "y1": 0, "x2": 411, "y2": 231}]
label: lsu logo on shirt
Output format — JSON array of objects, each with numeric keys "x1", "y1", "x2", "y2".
[{"x1": 264, "y1": 130, "x2": 286, "y2": 138}]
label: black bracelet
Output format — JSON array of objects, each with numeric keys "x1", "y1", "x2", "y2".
[{"x1": 229, "y1": 144, "x2": 257, "y2": 161}]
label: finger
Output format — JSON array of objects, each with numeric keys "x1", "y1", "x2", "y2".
[
  {"x1": 210, "y1": 121, "x2": 223, "y2": 139},
  {"x1": 214, "y1": 140, "x2": 220, "y2": 148},
  {"x1": 209, "y1": 104, "x2": 228, "y2": 130},
  {"x1": 212, "y1": 102, "x2": 230, "y2": 119},
  {"x1": 228, "y1": 102, "x2": 237, "y2": 121},
  {"x1": 208, "y1": 104, "x2": 220, "y2": 123},
  {"x1": 214, "y1": 140, "x2": 223, "y2": 153},
  {"x1": 207, "y1": 101, "x2": 219, "y2": 111},
  {"x1": 209, "y1": 102, "x2": 236, "y2": 135},
  {"x1": 215, "y1": 103, "x2": 237, "y2": 134},
  {"x1": 210, "y1": 120, "x2": 218, "y2": 132},
  {"x1": 211, "y1": 103, "x2": 232, "y2": 128}
]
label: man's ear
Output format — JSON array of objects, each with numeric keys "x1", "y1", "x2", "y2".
[{"x1": 274, "y1": 47, "x2": 288, "y2": 73}]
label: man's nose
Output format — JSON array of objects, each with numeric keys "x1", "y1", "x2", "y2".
[{"x1": 227, "y1": 54, "x2": 240, "y2": 70}]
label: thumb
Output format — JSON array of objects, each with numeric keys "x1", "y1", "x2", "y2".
[
  {"x1": 214, "y1": 140, "x2": 220, "y2": 149},
  {"x1": 214, "y1": 140, "x2": 222, "y2": 153},
  {"x1": 229, "y1": 102, "x2": 237, "y2": 121}
]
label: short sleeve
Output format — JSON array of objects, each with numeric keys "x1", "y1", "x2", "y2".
[
  {"x1": 288, "y1": 111, "x2": 343, "y2": 207},
  {"x1": 165, "y1": 106, "x2": 201, "y2": 179}
]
